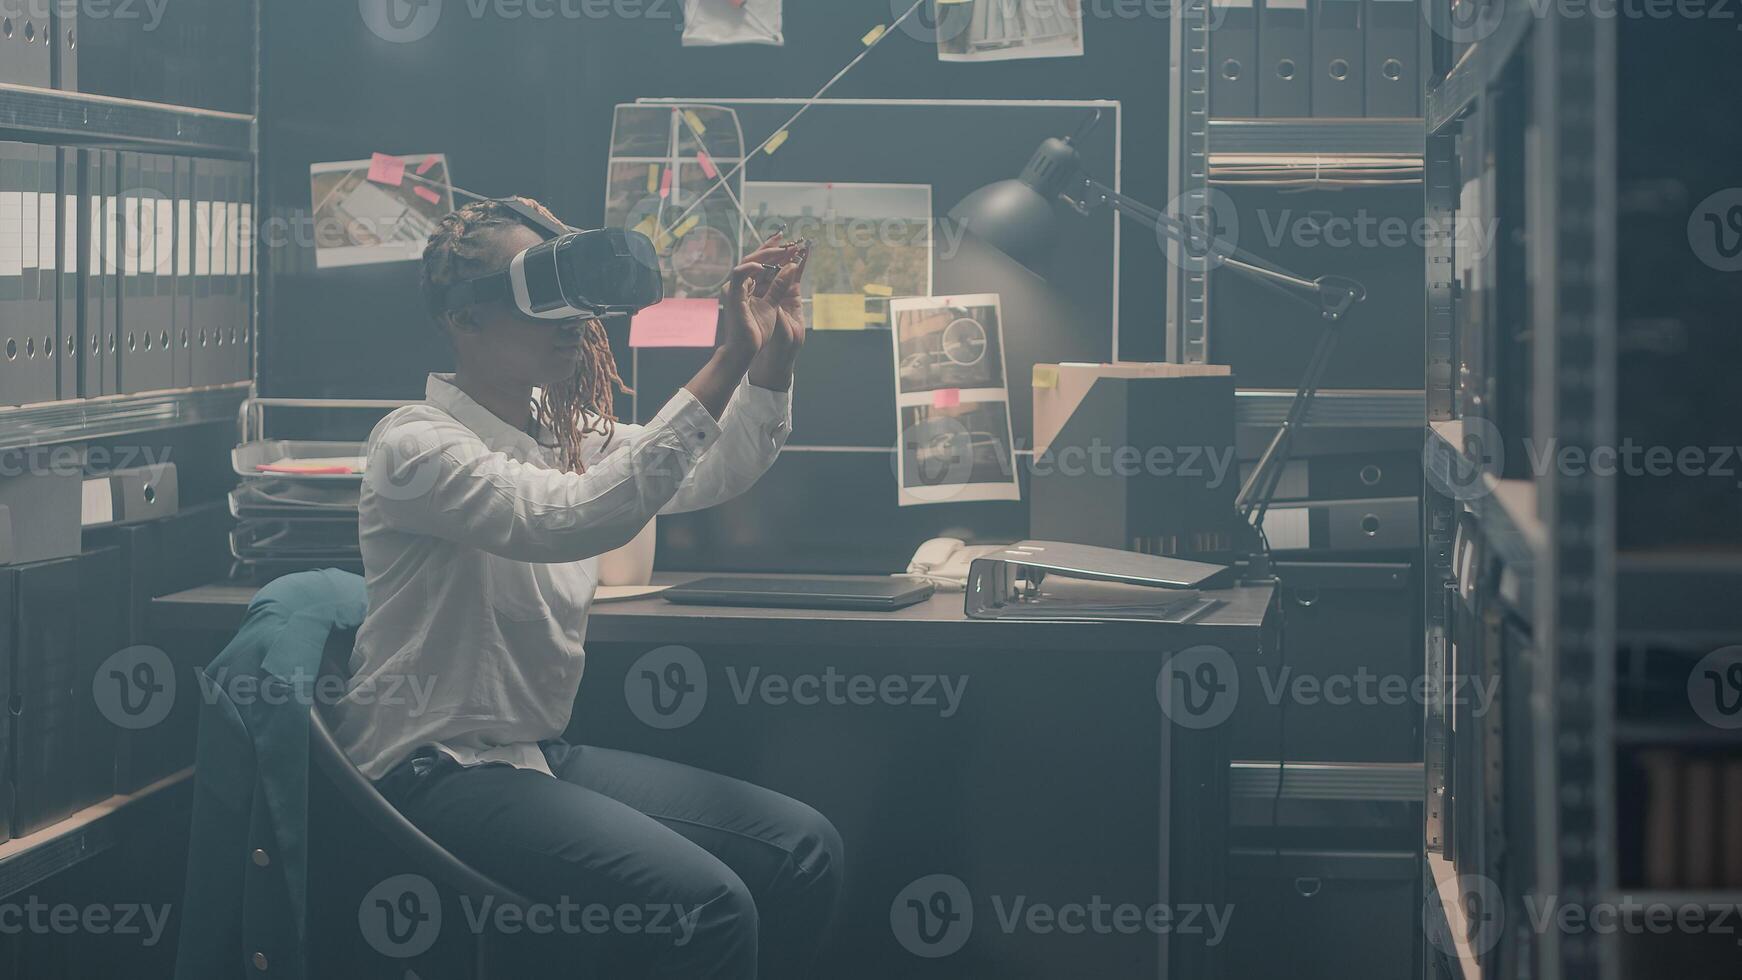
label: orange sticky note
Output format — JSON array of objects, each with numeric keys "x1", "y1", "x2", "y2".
[
  {"x1": 697, "y1": 149, "x2": 718, "y2": 180},
  {"x1": 413, "y1": 185, "x2": 441, "y2": 205},
  {"x1": 933, "y1": 388, "x2": 960, "y2": 408},
  {"x1": 629, "y1": 298, "x2": 718, "y2": 348},
  {"x1": 416, "y1": 155, "x2": 439, "y2": 175},
  {"x1": 367, "y1": 153, "x2": 405, "y2": 186},
  {"x1": 659, "y1": 167, "x2": 673, "y2": 199}
]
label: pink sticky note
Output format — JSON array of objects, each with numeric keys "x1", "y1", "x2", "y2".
[
  {"x1": 933, "y1": 388, "x2": 961, "y2": 408},
  {"x1": 367, "y1": 153, "x2": 405, "y2": 187},
  {"x1": 413, "y1": 185, "x2": 442, "y2": 205},
  {"x1": 659, "y1": 167, "x2": 674, "y2": 200},
  {"x1": 417, "y1": 154, "x2": 439, "y2": 175},
  {"x1": 697, "y1": 149, "x2": 718, "y2": 180},
  {"x1": 629, "y1": 298, "x2": 719, "y2": 349}
]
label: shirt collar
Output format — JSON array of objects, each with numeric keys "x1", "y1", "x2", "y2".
[{"x1": 425, "y1": 373, "x2": 550, "y2": 457}]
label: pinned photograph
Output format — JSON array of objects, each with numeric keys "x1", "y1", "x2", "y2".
[
  {"x1": 890, "y1": 294, "x2": 1019, "y2": 505},
  {"x1": 309, "y1": 154, "x2": 452, "y2": 268},
  {"x1": 604, "y1": 104, "x2": 749, "y2": 302},
  {"x1": 682, "y1": 0, "x2": 784, "y2": 46},
  {"x1": 897, "y1": 402, "x2": 1021, "y2": 505},
  {"x1": 936, "y1": 0, "x2": 1085, "y2": 63},
  {"x1": 892, "y1": 293, "x2": 1005, "y2": 394},
  {"x1": 743, "y1": 182, "x2": 932, "y2": 330}
]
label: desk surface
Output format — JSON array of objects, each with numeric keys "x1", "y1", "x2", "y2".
[{"x1": 153, "y1": 572, "x2": 1275, "y2": 653}]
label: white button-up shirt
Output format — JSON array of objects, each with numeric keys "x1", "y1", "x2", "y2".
[{"x1": 334, "y1": 372, "x2": 791, "y2": 779}]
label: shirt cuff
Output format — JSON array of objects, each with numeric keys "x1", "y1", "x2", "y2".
[
  {"x1": 653, "y1": 386, "x2": 725, "y2": 462},
  {"x1": 739, "y1": 377, "x2": 794, "y2": 443}
]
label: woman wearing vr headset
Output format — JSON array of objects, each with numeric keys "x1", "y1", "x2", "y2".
[{"x1": 331, "y1": 197, "x2": 838, "y2": 978}]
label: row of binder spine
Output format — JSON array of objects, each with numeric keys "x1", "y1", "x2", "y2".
[
  {"x1": 1210, "y1": 0, "x2": 1421, "y2": 118},
  {"x1": 0, "y1": 143, "x2": 253, "y2": 406}
]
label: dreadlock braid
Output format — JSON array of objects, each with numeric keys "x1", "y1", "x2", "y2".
[{"x1": 421, "y1": 196, "x2": 629, "y2": 473}]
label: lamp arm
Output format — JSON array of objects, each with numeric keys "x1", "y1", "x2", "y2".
[{"x1": 1078, "y1": 179, "x2": 1366, "y2": 322}]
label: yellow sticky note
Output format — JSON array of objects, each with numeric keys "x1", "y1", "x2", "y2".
[
  {"x1": 1033, "y1": 364, "x2": 1060, "y2": 389},
  {"x1": 682, "y1": 109, "x2": 707, "y2": 136},
  {"x1": 812, "y1": 293, "x2": 868, "y2": 331},
  {"x1": 862, "y1": 282, "x2": 894, "y2": 297},
  {"x1": 633, "y1": 216, "x2": 659, "y2": 243},
  {"x1": 862, "y1": 24, "x2": 886, "y2": 46},
  {"x1": 646, "y1": 165, "x2": 660, "y2": 194},
  {"x1": 764, "y1": 129, "x2": 790, "y2": 155},
  {"x1": 671, "y1": 215, "x2": 701, "y2": 240}
]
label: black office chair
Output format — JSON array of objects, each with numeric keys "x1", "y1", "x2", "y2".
[{"x1": 307, "y1": 662, "x2": 531, "y2": 978}]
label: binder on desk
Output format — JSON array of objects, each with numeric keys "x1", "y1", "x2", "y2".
[
  {"x1": 1365, "y1": 0, "x2": 1420, "y2": 116},
  {"x1": 99, "y1": 150, "x2": 121, "y2": 395},
  {"x1": 1258, "y1": 0, "x2": 1312, "y2": 117},
  {"x1": 1312, "y1": 0, "x2": 1365, "y2": 116},
  {"x1": 238, "y1": 161, "x2": 254, "y2": 382},
  {"x1": 57, "y1": 148, "x2": 78, "y2": 398},
  {"x1": 0, "y1": 142, "x2": 43, "y2": 406},
  {"x1": 174, "y1": 157, "x2": 193, "y2": 386},
  {"x1": 191, "y1": 159, "x2": 214, "y2": 386},
  {"x1": 50, "y1": 0, "x2": 77, "y2": 90},
  {"x1": 1, "y1": 0, "x2": 51, "y2": 88},
  {"x1": 1210, "y1": 0, "x2": 1259, "y2": 117},
  {"x1": 119, "y1": 151, "x2": 144, "y2": 393},
  {"x1": 27, "y1": 143, "x2": 59, "y2": 405},
  {"x1": 80, "y1": 149, "x2": 104, "y2": 395}
]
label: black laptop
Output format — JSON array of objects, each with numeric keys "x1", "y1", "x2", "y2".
[{"x1": 662, "y1": 576, "x2": 936, "y2": 611}]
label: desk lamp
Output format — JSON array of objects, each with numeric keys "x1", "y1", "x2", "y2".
[{"x1": 948, "y1": 112, "x2": 1368, "y2": 575}]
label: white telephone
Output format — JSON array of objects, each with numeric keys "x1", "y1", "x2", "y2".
[{"x1": 902, "y1": 538, "x2": 1008, "y2": 592}]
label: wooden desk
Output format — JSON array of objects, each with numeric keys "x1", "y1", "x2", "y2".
[{"x1": 154, "y1": 572, "x2": 1275, "y2": 979}]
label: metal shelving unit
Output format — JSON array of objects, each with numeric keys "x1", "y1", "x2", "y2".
[
  {"x1": 1208, "y1": 118, "x2": 1426, "y2": 159},
  {"x1": 0, "y1": 82, "x2": 254, "y2": 156},
  {"x1": 0, "y1": 384, "x2": 251, "y2": 452}
]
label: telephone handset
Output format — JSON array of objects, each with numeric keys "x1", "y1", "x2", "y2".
[{"x1": 903, "y1": 537, "x2": 1008, "y2": 591}]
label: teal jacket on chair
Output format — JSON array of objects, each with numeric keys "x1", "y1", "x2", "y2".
[{"x1": 173, "y1": 569, "x2": 367, "y2": 980}]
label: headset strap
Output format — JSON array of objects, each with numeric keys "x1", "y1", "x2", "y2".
[{"x1": 439, "y1": 271, "x2": 512, "y2": 312}]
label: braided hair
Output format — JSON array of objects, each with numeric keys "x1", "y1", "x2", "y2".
[{"x1": 421, "y1": 197, "x2": 629, "y2": 473}]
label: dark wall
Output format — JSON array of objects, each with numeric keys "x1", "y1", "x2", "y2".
[
  {"x1": 258, "y1": 1, "x2": 1172, "y2": 399},
  {"x1": 259, "y1": 2, "x2": 1176, "y2": 571}
]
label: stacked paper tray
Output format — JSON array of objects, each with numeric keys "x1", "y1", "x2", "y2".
[
  {"x1": 232, "y1": 440, "x2": 368, "y2": 481},
  {"x1": 230, "y1": 478, "x2": 361, "y2": 522}
]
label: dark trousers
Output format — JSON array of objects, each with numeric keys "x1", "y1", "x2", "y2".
[{"x1": 376, "y1": 742, "x2": 844, "y2": 979}]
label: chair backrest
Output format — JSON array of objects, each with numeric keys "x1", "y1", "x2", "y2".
[{"x1": 307, "y1": 695, "x2": 530, "y2": 909}]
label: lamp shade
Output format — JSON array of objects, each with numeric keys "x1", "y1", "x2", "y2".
[{"x1": 946, "y1": 179, "x2": 1061, "y2": 272}]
